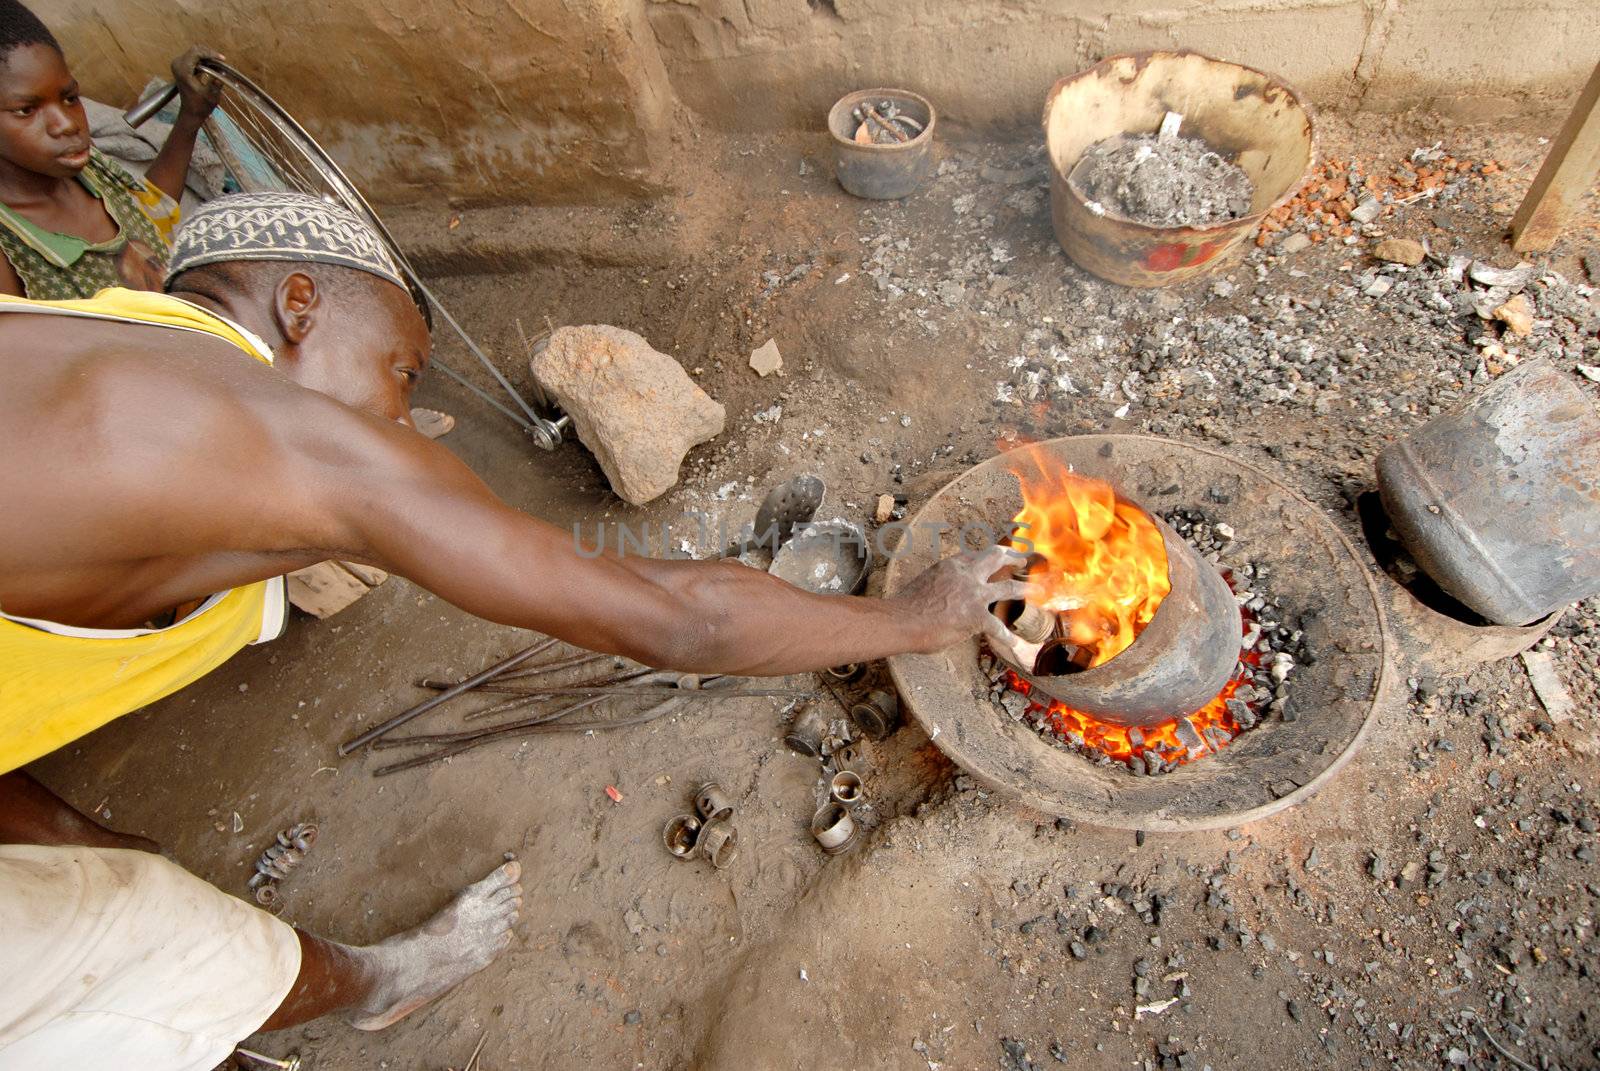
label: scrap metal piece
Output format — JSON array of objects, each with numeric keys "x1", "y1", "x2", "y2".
[
  {"x1": 849, "y1": 690, "x2": 902, "y2": 740},
  {"x1": 248, "y1": 821, "x2": 319, "y2": 890},
  {"x1": 1520, "y1": 650, "x2": 1574, "y2": 724},
  {"x1": 829, "y1": 770, "x2": 864, "y2": 807},
  {"x1": 811, "y1": 802, "x2": 857, "y2": 855},
  {"x1": 825, "y1": 663, "x2": 866, "y2": 683},
  {"x1": 663, "y1": 813, "x2": 702, "y2": 859},
  {"x1": 785, "y1": 701, "x2": 829, "y2": 757},
  {"x1": 234, "y1": 1048, "x2": 301, "y2": 1071},
  {"x1": 694, "y1": 782, "x2": 735, "y2": 823},
  {"x1": 697, "y1": 819, "x2": 740, "y2": 869}
]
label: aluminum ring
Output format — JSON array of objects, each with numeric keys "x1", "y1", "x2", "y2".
[
  {"x1": 697, "y1": 819, "x2": 740, "y2": 869},
  {"x1": 811, "y1": 802, "x2": 857, "y2": 854},
  {"x1": 829, "y1": 770, "x2": 864, "y2": 807},
  {"x1": 694, "y1": 781, "x2": 735, "y2": 823},
  {"x1": 662, "y1": 813, "x2": 702, "y2": 859}
]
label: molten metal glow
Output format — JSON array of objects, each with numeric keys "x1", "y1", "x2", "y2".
[{"x1": 1007, "y1": 456, "x2": 1171, "y2": 668}]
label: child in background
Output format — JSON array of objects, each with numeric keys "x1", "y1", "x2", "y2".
[{"x1": 0, "y1": 0, "x2": 219, "y2": 298}]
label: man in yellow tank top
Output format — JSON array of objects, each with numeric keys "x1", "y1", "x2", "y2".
[{"x1": 0, "y1": 191, "x2": 1023, "y2": 1065}]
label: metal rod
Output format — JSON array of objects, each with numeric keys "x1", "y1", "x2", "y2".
[
  {"x1": 124, "y1": 82, "x2": 179, "y2": 127},
  {"x1": 337, "y1": 638, "x2": 558, "y2": 755},
  {"x1": 372, "y1": 696, "x2": 691, "y2": 776},
  {"x1": 424, "y1": 683, "x2": 809, "y2": 699},
  {"x1": 430, "y1": 357, "x2": 538, "y2": 432},
  {"x1": 410, "y1": 275, "x2": 555, "y2": 434},
  {"x1": 495, "y1": 650, "x2": 620, "y2": 681},
  {"x1": 415, "y1": 676, "x2": 633, "y2": 692},
  {"x1": 461, "y1": 690, "x2": 560, "y2": 723},
  {"x1": 375, "y1": 695, "x2": 612, "y2": 749}
]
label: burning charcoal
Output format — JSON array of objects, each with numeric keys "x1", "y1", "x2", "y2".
[
  {"x1": 1128, "y1": 727, "x2": 1145, "y2": 749},
  {"x1": 1000, "y1": 691, "x2": 1030, "y2": 720},
  {"x1": 1144, "y1": 752, "x2": 1163, "y2": 775},
  {"x1": 1175, "y1": 717, "x2": 1205, "y2": 752}
]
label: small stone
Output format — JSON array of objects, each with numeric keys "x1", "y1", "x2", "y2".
[
  {"x1": 1373, "y1": 237, "x2": 1425, "y2": 266},
  {"x1": 623, "y1": 1010, "x2": 642, "y2": 1025},
  {"x1": 875, "y1": 493, "x2": 896, "y2": 524},
  {"x1": 1069, "y1": 940, "x2": 1088, "y2": 959},
  {"x1": 1492, "y1": 293, "x2": 1534, "y2": 336},
  {"x1": 1278, "y1": 233, "x2": 1312, "y2": 255},
  {"x1": 1350, "y1": 197, "x2": 1382, "y2": 224},
  {"x1": 1368, "y1": 851, "x2": 1391, "y2": 882},
  {"x1": 1363, "y1": 275, "x2": 1395, "y2": 298},
  {"x1": 749, "y1": 338, "x2": 783, "y2": 376}
]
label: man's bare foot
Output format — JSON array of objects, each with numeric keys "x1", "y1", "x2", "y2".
[{"x1": 348, "y1": 860, "x2": 522, "y2": 1031}]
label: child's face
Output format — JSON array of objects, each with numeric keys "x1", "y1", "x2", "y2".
[{"x1": 0, "y1": 43, "x2": 90, "y2": 180}]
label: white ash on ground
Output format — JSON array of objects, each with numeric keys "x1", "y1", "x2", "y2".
[{"x1": 1068, "y1": 133, "x2": 1254, "y2": 227}]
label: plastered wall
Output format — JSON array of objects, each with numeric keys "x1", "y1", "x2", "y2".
[{"x1": 48, "y1": 0, "x2": 1598, "y2": 205}]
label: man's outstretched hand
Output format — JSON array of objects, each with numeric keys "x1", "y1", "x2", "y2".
[{"x1": 888, "y1": 544, "x2": 1032, "y2": 654}]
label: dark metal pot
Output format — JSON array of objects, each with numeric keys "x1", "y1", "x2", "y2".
[
  {"x1": 828, "y1": 88, "x2": 936, "y2": 200},
  {"x1": 993, "y1": 511, "x2": 1241, "y2": 725},
  {"x1": 1377, "y1": 359, "x2": 1600, "y2": 625}
]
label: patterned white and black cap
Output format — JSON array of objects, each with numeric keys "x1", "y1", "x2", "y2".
[{"x1": 164, "y1": 191, "x2": 407, "y2": 292}]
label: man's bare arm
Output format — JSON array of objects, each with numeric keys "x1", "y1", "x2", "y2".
[{"x1": 305, "y1": 411, "x2": 1024, "y2": 676}]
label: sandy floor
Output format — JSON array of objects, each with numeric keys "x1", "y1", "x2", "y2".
[{"x1": 30, "y1": 112, "x2": 1600, "y2": 1070}]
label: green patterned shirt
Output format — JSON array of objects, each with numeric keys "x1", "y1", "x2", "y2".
[{"x1": 0, "y1": 148, "x2": 180, "y2": 300}]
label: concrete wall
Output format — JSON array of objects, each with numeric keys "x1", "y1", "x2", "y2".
[
  {"x1": 48, "y1": 0, "x2": 1599, "y2": 206},
  {"x1": 644, "y1": 0, "x2": 1597, "y2": 130},
  {"x1": 51, "y1": 0, "x2": 677, "y2": 206}
]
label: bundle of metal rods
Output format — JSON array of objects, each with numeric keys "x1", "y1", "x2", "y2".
[{"x1": 337, "y1": 637, "x2": 816, "y2": 776}]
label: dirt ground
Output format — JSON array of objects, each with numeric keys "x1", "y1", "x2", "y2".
[{"x1": 32, "y1": 112, "x2": 1600, "y2": 1070}]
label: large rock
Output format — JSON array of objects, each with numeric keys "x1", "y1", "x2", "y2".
[{"x1": 531, "y1": 325, "x2": 724, "y2": 505}]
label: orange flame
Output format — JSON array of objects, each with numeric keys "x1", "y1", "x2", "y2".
[{"x1": 1007, "y1": 456, "x2": 1171, "y2": 668}]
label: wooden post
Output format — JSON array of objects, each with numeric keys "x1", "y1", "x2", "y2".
[{"x1": 1511, "y1": 60, "x2": 1600, "y2": 253}]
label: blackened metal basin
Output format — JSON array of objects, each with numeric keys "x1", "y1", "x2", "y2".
[{"x1": 1377, "y1": 359, "x2": 1600, "y2": 626}]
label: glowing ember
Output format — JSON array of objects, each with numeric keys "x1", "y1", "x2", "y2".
[
  {"x1": 999, "y1": 637, "x2": 1256, "y2": 770},
  {"x1": 1006, "y1": 452, "x2": 1171, "y2": 669}
]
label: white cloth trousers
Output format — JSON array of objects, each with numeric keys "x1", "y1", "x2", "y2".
[{"x1": 0, "y1": 844, "x2": 301, "y2": 1070}]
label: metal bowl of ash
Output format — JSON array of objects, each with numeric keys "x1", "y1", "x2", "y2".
[
  {"x1": 828, "y1": 88, "x2": 936, "y2": 200},
  {"x1": 1043, "y1": 51, "x2": 1315, "y2": 287}
]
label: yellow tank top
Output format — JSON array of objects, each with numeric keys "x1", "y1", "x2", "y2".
[{"x1": 0, "y1": 288, "x2": 288, "y2": 774}]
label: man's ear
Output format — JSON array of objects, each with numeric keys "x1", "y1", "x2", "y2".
[{"x1": 272, "y1": 271, "x2": 321, "y2": 346}]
